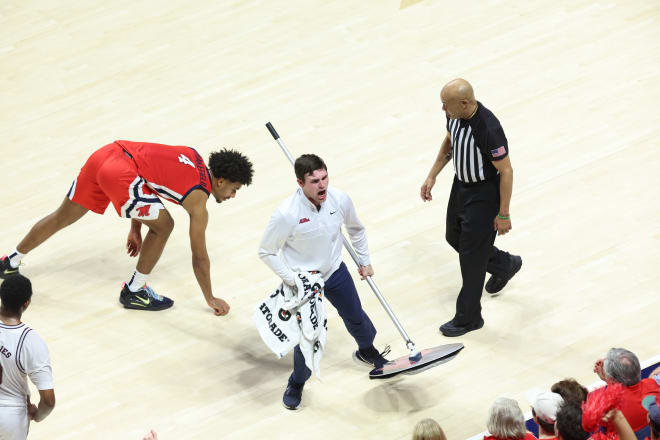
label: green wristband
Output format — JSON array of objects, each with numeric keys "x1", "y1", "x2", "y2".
[{"x1": 497, "y1": 214, "x2": 510, "y2": 220}]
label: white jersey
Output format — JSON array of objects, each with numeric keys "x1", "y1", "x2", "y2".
[
  {"x1": 0, "y1": 322, "x2": 53, "y2": 408},
  {"x1": 258, "y1": 186, "x2": 371, "y2": 285}
]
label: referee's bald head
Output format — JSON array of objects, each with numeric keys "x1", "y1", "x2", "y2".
[
  {"x1": 441, "y1": 78, "x2": 478, "y2": 119},
  {"x1": 441, "y1": 78, "x2": 476, "y2": 102}
]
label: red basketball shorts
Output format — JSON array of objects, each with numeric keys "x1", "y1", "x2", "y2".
[{"x1": 67, "y1": 143, "x2": 164, "y2": 220}]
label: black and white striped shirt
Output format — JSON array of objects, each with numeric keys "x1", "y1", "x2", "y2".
[{"x1": 446, "y1": 101, "x2": 509, "y2": 183}]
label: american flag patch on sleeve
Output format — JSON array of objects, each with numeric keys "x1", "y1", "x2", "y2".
[{"x1": 491, "y1": 146, "x2": 506, "y2": 158}]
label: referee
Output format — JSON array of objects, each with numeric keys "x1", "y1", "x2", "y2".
[{"x1": 420, "y1": 78, "x2": 522, "y2": 337}]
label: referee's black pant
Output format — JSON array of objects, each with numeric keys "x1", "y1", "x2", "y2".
[{"x1": 446, "y1": 175, "x2": 515, "y2": 325}]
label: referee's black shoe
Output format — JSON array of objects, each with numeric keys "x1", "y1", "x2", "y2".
[
  {"x1": 485, "y1": 255, "x2": 522, "y2": 296},
  {"x1": 440, "y1": 317, "x2": 484, "y2": 337}
]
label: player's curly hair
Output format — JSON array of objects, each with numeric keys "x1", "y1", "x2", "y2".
[
  {"x1": 208, "y1": 148, "x2": 254, "y2": 186},
  {"x1": 0, "y1": 274, "x2": 33, "y2": 315}
]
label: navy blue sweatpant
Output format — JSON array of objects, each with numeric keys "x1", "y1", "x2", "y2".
[{"x1": 290, "y1": 262, "x2": 376, "y2": 384}]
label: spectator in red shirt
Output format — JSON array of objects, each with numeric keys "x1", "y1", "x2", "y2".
[
  {"x1": 593, "y1": 348, "x2": 660, "y2": 431},
  {"x1": 485, "y1": 398, "x2": 537, "y2": 440}
]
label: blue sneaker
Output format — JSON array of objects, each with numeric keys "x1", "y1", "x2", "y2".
[
  {"x1": 119, "y1": 284, "x2": 173, "y2": 311},
  {"x1": 352, "y1": 345, "x2": 391, "y2": 369},
  {"x1": 282, "y1": 379, "x2": 304, "y2": 410}
]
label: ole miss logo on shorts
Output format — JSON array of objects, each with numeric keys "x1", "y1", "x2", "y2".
[{"x1": 136, "y1": 205, "x2": 151, "y2": 217}]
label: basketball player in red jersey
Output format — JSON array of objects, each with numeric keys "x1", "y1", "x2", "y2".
[{"x1": 0, "y1": 141, "x2": 254, "y2": 315}]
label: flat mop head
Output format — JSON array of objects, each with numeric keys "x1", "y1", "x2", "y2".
[{"x1": 368, "y1": 343, "x2": 464, "y2": 380}]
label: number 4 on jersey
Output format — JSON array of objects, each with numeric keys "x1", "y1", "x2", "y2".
[{"x1": 178, "y1": 153, "x2": 195, "y2": 168}]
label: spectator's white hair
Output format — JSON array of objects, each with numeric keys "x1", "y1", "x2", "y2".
[
  {"x1": 604, "y1": 347, "x2": 641, "y2": 386},
  {"x1": 487, "y1": 397, "x2": 526, "y2": 440},
  {"x1": 412, "y1": 418, "x2": 446, "y2": 440}
]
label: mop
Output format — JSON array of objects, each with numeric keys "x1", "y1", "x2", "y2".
[{"x1": 265, "y1": 122, "x2": 464, "y2": 379}]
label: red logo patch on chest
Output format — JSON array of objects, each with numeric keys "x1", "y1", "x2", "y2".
[{"x1": 299, "y1": 218, "x2": 310, "y2": 224}]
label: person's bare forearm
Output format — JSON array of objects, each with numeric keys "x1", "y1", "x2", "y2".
[
  {"x1": 33, "y1": 392, "x2": 55, "y2": 422},
  {"x1": 610, "y1": 410, "x2": 636, "y2": 440},
  {"x1": 33, "y1": 402, "x2": 54, "y2": 422},
  {"x1": 498, "y1": 168, "x2": 513, "y2": 215},
  {"x1": 427, "y1": 136, "x2": 452, "y2": 179},
  {"x1": 192, "y1": 254, "x2": 213, "y2": 302},
  {"x1": 130, "y1": 219, "x2": 141, "y2": 232}
]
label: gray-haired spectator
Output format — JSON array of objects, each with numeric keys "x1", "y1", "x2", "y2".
[
  {"x1": 531, "y1": 392, "x2": 563, "y2": 440},
  {"x1": 593, "y1": 348, "x2": 660, "y2": 431},
  {"x1": 412, "y1": 418, "x2": 447, "y2": 440},
  {"x1": 484, "y1": 398, "x2": 537, "y2": 440}
]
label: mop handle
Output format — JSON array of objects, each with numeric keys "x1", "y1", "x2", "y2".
[{"x1": 265, "y1": 122, "x2": 415, "y2": 348}]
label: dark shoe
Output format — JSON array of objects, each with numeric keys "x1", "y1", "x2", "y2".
[
  {"x1": 485, "y1": 255, "x2": 522, "y2": 296},
  {"x1": 119, "y1": 283, "x2": 174, "y2": 311},
  {"x1": 352, "y1": 345, "x2": 391, "y2": 369},
  {"x1": 282, "y1": 379, "x2": 305, "y2": 410},
  {"x1": 0, "y1": 255, "x2": 20, "y2": 279},
  {"x1": 440, "y1": 317, "x2": 484, "y2": 337}
]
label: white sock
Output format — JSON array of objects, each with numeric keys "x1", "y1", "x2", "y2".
[
  {"x1": 7, "y1": 249, "x2": 25, "y2": 269},
  {"x1": 126, "y1": 270, "x2": 148, "y2": 292}
]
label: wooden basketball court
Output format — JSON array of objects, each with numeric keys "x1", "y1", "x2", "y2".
[{"x1": 1, "y1": 1, "x2": 659, "y2": 438}]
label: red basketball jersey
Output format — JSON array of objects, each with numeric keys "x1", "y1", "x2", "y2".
[{"x1": 115, "y1": 140, "x2": 212, "y2": 204}]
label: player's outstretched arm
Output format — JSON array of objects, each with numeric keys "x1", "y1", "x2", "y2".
[{"x1": 183, "y1": 190, "x2": 229, "y2": 316}]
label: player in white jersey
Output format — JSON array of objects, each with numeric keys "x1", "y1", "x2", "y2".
[
  {"x1": 0, "y1": 275, "x2": 55, "y2": 440},
  {"x1": 259, "y1": 154, "x2": 389, "y2": 410}
]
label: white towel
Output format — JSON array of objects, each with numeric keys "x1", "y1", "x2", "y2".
[
  {"x1": 253, "y1": 272, "x2": 327, "y2": 379},
  {"x1": 294, "y1": 273, "x2": 327, "y2": 379},
  {"x1": 253, "y1": 283, "x2": 299, "y2": 357}
]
